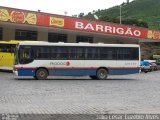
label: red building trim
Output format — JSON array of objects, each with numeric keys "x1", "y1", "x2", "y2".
[{"x1": 0, "y1": 6, "x2": 160, "y2": 40}]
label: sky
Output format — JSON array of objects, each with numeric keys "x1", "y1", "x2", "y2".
[{"x1": 0, "y1": 0, "x2": 133, "y2": 16}]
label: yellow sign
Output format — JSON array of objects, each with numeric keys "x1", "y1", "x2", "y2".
[
  {"x1": 153, "y1": 55, "x2": 160, "y2": 59},
  {"x1": 50, "y1": 17, "x2": 64, "y2": 27},
  {"x1": 25, "y1": 13, "x2": 37, "y2": 24},
  {"x1": 147, "y1": 30, "x2": 160, "y2": 40},
  {"x1": 0, "y1": 8, "x2": 10, "y2": 21},
  {"x1": 147, "y1": 30, "x2": 153, "y2": 39}
]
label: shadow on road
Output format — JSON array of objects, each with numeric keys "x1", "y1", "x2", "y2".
[
  {"x1": 14, "y1": 77, "x2": 136, "y2": 81},
  {"x1": 0, "y1": 69, "x2": 13, "y2": 73}
]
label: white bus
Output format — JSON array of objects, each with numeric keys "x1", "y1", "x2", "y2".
[{"x1": 14, "y1": 42, "x2": 140, "y2": 80}]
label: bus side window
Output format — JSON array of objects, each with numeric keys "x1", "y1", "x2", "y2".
[
  {"x1": 0, "y1": 44, "x2": 2, "y2": 52},
  {"x1": 35, "y1": 46, "x2": 50, "y2": 59},
  {"x1": 100, "y1": 48, "x2": 108, "y2": 60},
  {"x1": 77, "y1": 47, "x2": 85, "y2": 60},
  {"x1": 53, "y1": 47, "x2": 68, "y2": 60},
  {"x1": 5, "y1": 45, "x2": 10, "y2": 52},
  {"x1": 56, "y1": 47, "x2": 61, "y2": 59},
  {"x1": 56, "y1": 53, "x2": 61, "y2": 59},
  {"x1": 68, "y1": 47, "x2": 76, "y2": 60},
  {"x1": 85, "y1": 47, "x2": 92, "y2": 59},
  {"x1": 60, "y1": 47, "x2": 68, "y2": 60},
  {"x1": 131, "y1": 48, "x2": 139, "y2": 60},
  {"x1": 0, "y1": 44, "x2": 7, "y2": 52},
  {"x1": 51, "y1": 47, "x2": 56, "y2": 60},
  {"x1": 85, "y1": 47, "x2": 99, "y2": 60},
  {"x1": 10, "y1": 45, "x2": 16, "y2": 53}
]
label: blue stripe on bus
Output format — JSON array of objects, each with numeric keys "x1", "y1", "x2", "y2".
[
  {"x1": 109, "y1": 69, "x2": 139, "y2": 75},
  {"x1": 18, "y1": 69, "x2": 35, "y2": 76},
  {"x1": 49, "y1": 69, "x2": 96, "y2": 76},
  {"x1": 17, "y1": 68, "x2": 139, "y2": 76}
]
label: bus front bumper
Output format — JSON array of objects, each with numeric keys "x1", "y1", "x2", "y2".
[{"x1": 13, "y1": 70, "x2": 18, "y2": 76}]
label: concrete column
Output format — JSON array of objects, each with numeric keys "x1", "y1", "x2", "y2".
[
  {"x1": 3, "y1": 26, "x2": 15, "y2": 40},
  {"x1": 37, "y1": 30, "x2": 48, "y2": 41},
  {"x1": 67, "y1": 34, "x2": 76, "y2": 43},
  {"x1": 94, "y1": 36, "x2": 116, "y2": 44}
]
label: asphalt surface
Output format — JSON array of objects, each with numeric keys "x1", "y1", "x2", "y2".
[{"x1": 0, "y1": 71, "x2": 160, "y2": 115}]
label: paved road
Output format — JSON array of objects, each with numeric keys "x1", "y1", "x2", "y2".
[{"x1": 0, "y1": 71, "x2": 160, "y2": 114}]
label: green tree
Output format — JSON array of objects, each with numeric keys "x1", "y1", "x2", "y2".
[{"x1": 78, "y1": 13, "x2": 84, "y2": 18}]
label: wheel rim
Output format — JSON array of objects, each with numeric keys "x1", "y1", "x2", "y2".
[
  {"x1": 36, "y1": 68, "x2": 48, "y2": 80},
  {"x1": 99, "y1": 71, "x2": 106, "y2": 78},
  {"x1": 39, "y1": 71, "x2": 45, "y2": 78},
  {"x1": 97, "y1": 69, "x2": 107, "y2": 79}
]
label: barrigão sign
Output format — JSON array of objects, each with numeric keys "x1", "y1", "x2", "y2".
[{"x1": 75, "y1": 21, "x2": 141, "y2": 37}]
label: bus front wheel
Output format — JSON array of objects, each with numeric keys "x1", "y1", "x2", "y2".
[
  {"x1": 35, "y1": 68, "x2": 48, "y2": 80},
  {"x1": 96, "y1": 68, "x2": 108, "y2": 80}
]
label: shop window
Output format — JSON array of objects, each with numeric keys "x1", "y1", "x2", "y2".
[
  {"x1": 15, "y1": 29, "x2": 37, "y2": 40},
  {"x1": 76, "y1": 35, "x2": 93, "y2": 43},
  {"x1": 48, "y1": 33, "x2": 67, "y2": 42}
]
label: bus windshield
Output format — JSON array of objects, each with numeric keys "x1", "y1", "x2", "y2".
[{"x1": 18, "y1": 46, "x2": 34, "y2": 64}]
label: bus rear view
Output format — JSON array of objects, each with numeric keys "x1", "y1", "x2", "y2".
[{"x1": 0, "y1": 40, "x2": 19, "y2": 70}]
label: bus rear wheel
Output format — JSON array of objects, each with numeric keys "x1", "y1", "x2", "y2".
[
  {"x1": 96, "y1": 68, "x2": 108, "y2": 80},
  {"x1": 35, "y1": 68, "x2": 48, "y2": 80}
]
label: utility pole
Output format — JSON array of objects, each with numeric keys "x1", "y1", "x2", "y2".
[
  {"x1": 64, "y1": 11, "x2": 68, "y2": 16},
  {"x1": 120, "y1": 5, "x2": 122, "y2": 24}
]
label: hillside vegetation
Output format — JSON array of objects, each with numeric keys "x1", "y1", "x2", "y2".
[
  {"x1": 83, "y1": 0, "x2": 160, "y2": 30},
  {"x1": 79, "y1": 0, "x2": 160, "y2": 59}
]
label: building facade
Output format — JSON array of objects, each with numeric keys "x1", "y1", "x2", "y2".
[{"x1": 0, "y1": 6, "x2": 160, "y2": 44}]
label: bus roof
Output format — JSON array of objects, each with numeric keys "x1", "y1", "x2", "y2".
[
  {"x1": 18, "y1": 41, "x2": 140, "y2": 48},
  {"x1": 0, "y1": 40, "x2": 37, "y2": 44}
]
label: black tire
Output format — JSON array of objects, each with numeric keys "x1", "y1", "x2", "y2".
[
  {"x1": 96, "y1": 68, "x2": 108, "y2": 80},
  {"x1": 35, "y1": 68, "x2": 48, "y2": 80},
  {"x1": 90, "y1": 76, "x2": 97, "y2": 79}
]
